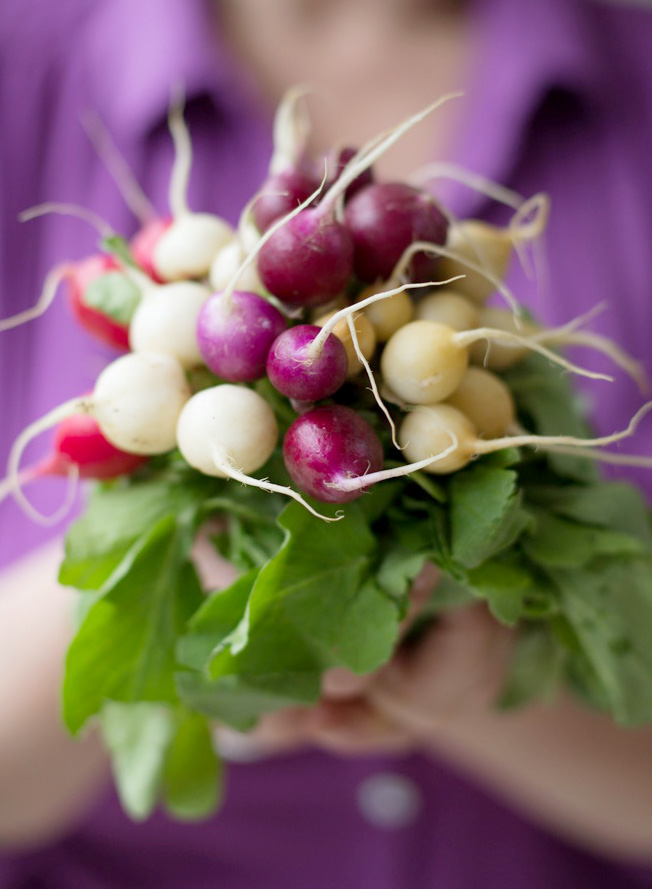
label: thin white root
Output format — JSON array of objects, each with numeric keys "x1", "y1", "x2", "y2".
[
  {"x1": 455, "y1": 326, "x2": 614, "y2": 382},
  {"x1": 270, "y1": 83, "x2": 314, "y2": 175},
  {"x1": 345, "y1": 314, "x2": 400, "y2": 450},
  {"x1": 331, "y1": 434, "x2": 459, "y2": 494},
  {"x1": 312, "y1": 278, "x2": 462, "y2": 354},
  {"x1": 507, "y1": 193, "x2": 550, "y2": 282},
  {"x1": 212, "y1": 449, "x2": 342, "y2": 522},
  {"x1": 0, "y1": 264, "x2": 69, "y2": 332},
  {"x1": 167, "y1": 90, "x2": 192, "y2": 218},
  {"x1": 82, "y1": 110, "x2": 157, "y2": 224},
  {"x1": 409, "y1": 162, "x2": 525, "y2": 211},
  {"x1": 19, "y1": 203, "x2": 115, "y2": 239},
  {"x1": 6, "y1": 398, "x2": 89, "y2": 525},
  {"x1": 321, "y1": 92, "x2": 464, "y2": 215},
  {"x1": 474, "y1": 400, "x2": 652, "y2": 457},
  {"x1": 406, "y1": 239, "x2": 522, "y2": 317},
  {"x1": 536, "y1": 329, "x2": 648, "y2": 394}
]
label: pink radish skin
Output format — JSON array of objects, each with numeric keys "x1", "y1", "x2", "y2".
[
  {"x1": 253, "y1": 169, "x2": 320, "y2": 234},
  {"x1": 196, "y1": 290, "x2": 287, "y2": 382},
  {"x1": 325, "y1": 146, "x2": 374, "y2": 200},
  {"x1": 283, "y1": 405, "x2": 384, "y2": 503},
  {"x1": 266, "y1": 324, "x2": 349, "y2": 401},
  {"x1": 130, "y1": 216, "x2": 173, "y2": 282},
  {"x1": 67, "y1": 255, "x2": 131, "y2": 350},
  {"x1": 40, "y1": 414, "x2": 147, "y2": 480}
]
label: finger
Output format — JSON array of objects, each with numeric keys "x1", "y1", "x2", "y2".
[
  {"x1": 305, "y1": 698, "x2": 415, "y2": 756},
  {"x1": 369, "y1": 603, "x2": 514, "y2": 734},
  {"x1": 320, "y1": 561, "x2": 441, "y2": 701}
]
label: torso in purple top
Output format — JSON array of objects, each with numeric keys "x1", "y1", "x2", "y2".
[{"x1": 1, "y1": 0, "x2": 652, "y2": 886}]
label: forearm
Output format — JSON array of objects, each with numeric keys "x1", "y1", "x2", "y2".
[
  {"x1": 0, "y1": 539, "x2": 109, "y2": 850},
  {"x1": 423, "y1": 690, "x2": 652, "y2": 862}
]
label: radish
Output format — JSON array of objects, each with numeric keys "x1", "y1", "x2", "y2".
[
  {"x1": 209, "y1": 237, "x2": 266, "y2": 294},
  {"x1": 252, "y1": 85, "x2": 320, "y2": 233},
  {"x1": 414, "y1": 290, "x2": 480, "y2": 332},
  {"x1": 0, "y1": 414, "x2": 146, "y2": 524},
  {"x1": 380, "y1": 320, "x2": 611, "y2": 406},
  {"x1": 324, "y1": 145, "x2": 374, "y2": 201},
  {"x1": 444, "y1": 367, "x2": 517, "y2": 439},
  {"x1": 128, "y1": 278, "x2": 211, "y2": 369},
  {"x1": 398, "y1": 401, "x2": 652, "y2": 475},
  {"x1": 146, "y1": 99, "x2": 234, "y2": 281},
  {"x1": 266, "y1": 324, "x2": 349, "y2": 401},
  {"x1": 282, "y1": 405, "x2": 385, "y2": 503},
  {"x1": 130, "y1": 216, "x2": 173, "y2": 282},
  {"x1": 344, "y1": 181, "x2": 448, "y2": 283},
  {"x1": 197, "y1": 290, "x2": 287, "y2": 382},
  {"x1": 176, "y1": 386, "x2": 337, "y2": 521},
  {"x1": 256, "y1": 94, "x2": 461, "y2": 309},
  {"x1": 437, "y1": 194, "x2": 549, "y2": 303},
  {"x1": 5, "y1": 352, "x2": 190, "y2": 523}
]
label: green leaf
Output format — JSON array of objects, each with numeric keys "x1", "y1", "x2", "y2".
[
  {"x1": 177, "y1": 569, "x2": 258, "y2": 671},
  {"x1": 63, "y1": 517, "x2": 203, "y2": 734},
  {"x1": 176, "y1": 670, "x2": 319, "y2": 731},
  {"x1": 100, "y1": 234, "x2": 138, "y2": 269},
  {"x1": 523, "y1": 511, "x2": 645, "y2": 569},
  {"x1": 162, "y1": 712, "x2": 222, "y2": 821},
  {"x1": 502, "y1": 353, "x2": 597, "y2": 482},
  {"x1": 101, "y1": 702, "x2": 175, "y2": 821},
  {"x1": 60, "y1": 476, "x2": 208, "y2": 590},
  {"x1": 449, "y1": 464, "x2": 533, "y2": 569},
  {"x1": 528, "y1": 482, "x2": 652, "y2": 547},
  {"x1": 552, "y1": 556, "x2": 652, "y2": 724},
  {"x1": 465, "y1": 553, "x2": 533, "y2": 624},
  {"x1": 83, "y1": 271, "x2": 141, "y2": 325},
  {"x1": 197, "y1": 501, "x2": 400, "y2": 716},
  {"x1": 498, "y1": 626, "x2": 566, "y2": 710}
]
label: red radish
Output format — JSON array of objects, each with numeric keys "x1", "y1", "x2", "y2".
[
  {"x1": 196, "y1": 290, "x2": 287, "y2": 382},
  {"x1": 0, "y1": 414, "x2": 146, "y2": 525},
  {"x1": 266, "y1": 324, "x2": 349, "y2": 401},
  {"x1": 344, "y1": 182, "x2": 448, "y2": 283},
  {"x1": 67, "y1": 255, "x2": 137, "y2": 350},
  {"x1": 130, "y1": 216, "x2": 173, "y2": 282},
  {"x1": 282, "y1": 405, "x2": 384, "y2": 503},
  {"x1": 252, "y1": 85, "x2": 320, "y2": 233},
  {"x1": 256, "y1": 94, "x2": 461, "y2": 309},
  {"x1": 253, "y1": 169, "x2": 321, "y2": 234},
  {"x1": 324, "y1": 145, "x2": 374, "y2": 200}
]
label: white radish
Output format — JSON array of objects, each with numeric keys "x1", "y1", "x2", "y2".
[
  {"x1": 209, "y1": 237, "x2": 265, "y2": 294},
  {"x1": 437, "y1": 194, "x2": 550, "y2": 303},
  {"x1": 176, "y1": 386, "x2": 339, "y2": 521},
  {"x1": 414, "y1": 290, "x2": 480, "y2": 331},
  {"x1": 6, "y1": 352, "x2": 191, "y2": 520},
  {"x1": 399, "y1": 401, "x2": 652, "y2": 476},
  {"x1": 381, "y1": 320, "x2": 608, "y2": 406},
  {"x1": 152, "y1": 98, "x2": 234, "y2": 281},
  {"x1": 128, "y1": 280, "x2": 210, "y2": 368},
  {"x1": 444, "y1": 367, "x2": 517, "y2": 438}
]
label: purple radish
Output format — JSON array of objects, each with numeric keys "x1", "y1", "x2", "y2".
[
  {"x1": 283, "y1": 405, "x2": 384, "y2": 503},
  {"x1": 197, "y1": 290, "x2": 287, "y2": 382},
  {"x1": 266, "y1": 324, "x2": 349, "y2": 401},
  {"x1": 344, "y1": 182, "x2": 448, "y2": 283},
  {"x1": 253, "y1": 169, "x2": 321, "y2": 233},
  {"x1": 256, "y1": 207, "x2": 355, "y2": 308}
]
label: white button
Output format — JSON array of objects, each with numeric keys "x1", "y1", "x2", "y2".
[{"x1": 357, "y1": 772, "x2": 422, "y2": 829}]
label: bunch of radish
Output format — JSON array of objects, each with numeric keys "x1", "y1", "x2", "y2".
[{"x1": 2, "y1": 88, "x2": 651, "y2": 525}]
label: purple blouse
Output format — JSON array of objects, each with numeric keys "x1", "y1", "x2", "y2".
[{"x1": 1, "y1": 0, "x2": 652, "y2": 886}]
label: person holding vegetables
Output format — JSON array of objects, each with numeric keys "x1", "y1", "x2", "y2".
[{"x1": 1, "y1": 0, "x2": 652, "y2": 887}]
